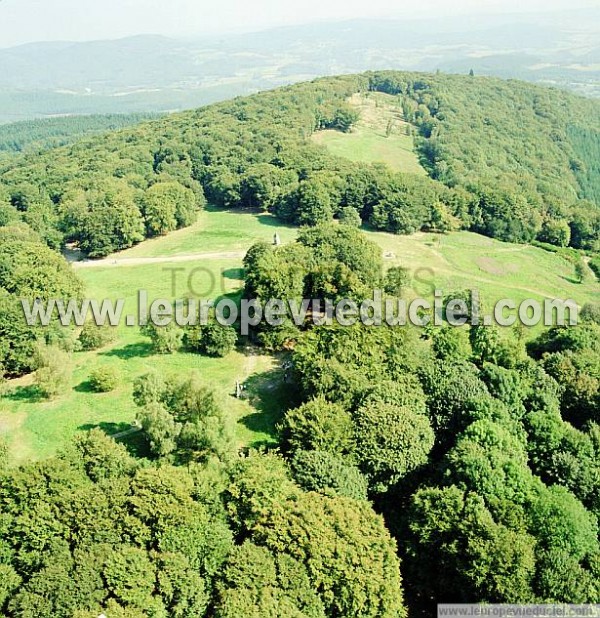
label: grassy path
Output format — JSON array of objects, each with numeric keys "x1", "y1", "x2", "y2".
[{"x1": 72, "y1": 250, "x2": 247, "y2": 269}]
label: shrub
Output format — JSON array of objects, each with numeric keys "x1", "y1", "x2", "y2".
[
  {"x1": 384, "y1": 266, "x2": 411, "y2": 296},
  {"x1": 337, "y1": 206, "x2": 362, "y2": 228},
  {"x1": 574, "y1": 258, "x2": 590, "y2": 283},
  {"x1": 588, "y1": 256, "x2": 600, "y2": 281},
  {"x1": 132, "y1": 370, "x2": 166, "y2": 406},
  {"x1": 34, "y1": 344, "x2": 72, "y2": 399},
  {"x1": 581, "y1": 302, "x2": 600, "y2": 324},
  {"x1": 538, "y1": 219, "x2": 571, "y2": 248},
  {"x1": 89, "y1": 366, "x2": 120, "y2": 393},
  {"x1": 78, "y1": 322, "x2": 117, "y2": 351},
  {"x1": 185, "y1": 322, "x2": 237, "y2": 357},
  {"x1": 141, "y1": 323, "x2": 183, "y2": 354}
]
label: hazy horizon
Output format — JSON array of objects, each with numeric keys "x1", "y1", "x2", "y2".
[{"x1": 0, "y1": 0, "x2": 598, "y2": 48}]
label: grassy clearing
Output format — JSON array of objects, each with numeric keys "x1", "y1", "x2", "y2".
[
  {"x1": 312, "y1": 92, "x2": 426, "y2": 175},
  {"x1": 370, "y1": 229, "x2": 600, "y2": 311},
  {"x1": 1, "y1": 254, "x2": 286, "y2": 464},
  {"x1": 0, "y1": 208, "x2": 597, "y2": 462},
  {"x1": 0, "y1": 211, "x2": 298, "y2": 463},
  {"x1": 112, "y1": 205, "x2": 298, "y2": 258},
  {"x1": 0, "y1": 264, "x2": 282, "y2": 461}
]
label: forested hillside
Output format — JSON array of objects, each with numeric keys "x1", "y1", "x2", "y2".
[
  {"x1": 567, "y1": 124, "x2": 600, "y2": 204},
  {"x1": 0, "y1": 113, "x2": 159, "y2": 156},
  {"x1": 0, "y1": 71, "x2": 598, "y2": 260},
  {"x1": 0, "y1": 72, "x2": 599, "y2": 616}
]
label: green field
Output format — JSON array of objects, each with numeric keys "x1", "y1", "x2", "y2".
[
  {"x1": 0, "y1": 208, "x2": 597, "y2": 463},
  {"x1": 369, "y1": 229, "x2": 599, "y2": 308},
  {"x1": 0, "y1": 209, "x2": 300, "y2": 464},
  {"x1": 312, "y1": 92, "x2": 426, "y2": 175},
  {"x1": 113, "y1": 205, "x2": 298, "y2": 258}
]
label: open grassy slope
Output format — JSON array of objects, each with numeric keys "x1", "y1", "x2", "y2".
[
  {"x1": 1, "y1": 254, "x2": 286, "y2": 464},
  {"x1": 111, "y1": 205, "x2": 298, "y2": 259},
  {"x1": 312, "y1": 92, "x2": 426, "y2": 175},
  {"x1": 371, "y1": 229, "x2": 600, "y2": 308},
  {"x1": 1, "y1": 208, "x2": 598, "y2": 463},
  {"x1": 0, "y1": 211, "x2": 299, "y2": 464}
]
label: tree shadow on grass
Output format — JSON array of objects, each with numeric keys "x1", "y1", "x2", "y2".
[
  {"x1": 204, "y1": 202, "x2": 297, "y2": 234},
  {"x1": 222, "y1": 267, "x2": 244, "y2": 281},
  {"x1": 213, "y1": 289, "x2": 243, "y2": 307},
  {"x1": 100, "y1": 342, "x2": 153, "y2": 360},
  {"x1": 79, "y1": 421, "x2": 132, "y2": 434},
  {"x1": 78, "y1": 421, "x2": 151, "y2": 459},
  {"x1": 238, "y1": 366, "x2": 302, "y2": 449},
  {"x1": 255, "y1": 214, "x2": 296, "y2": 232},
  {"x1": 3, "y1": 384, "x2": 44, "y2": 403},
  {"x1": 204, "y1": 203, "x2": 227, "y2": 214},
  {"x1": 117, "y1": 429, "x2": 152, "y2": 459},
  {"x1": 74, "y1": 380, "x2": 95, "y2": 393}
]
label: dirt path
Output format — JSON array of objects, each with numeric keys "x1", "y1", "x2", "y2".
[
  {"x1": 109, "y1": 426, "x2": 143, "y2": 440},
  {"x1": 72, "y1": 250, "x2": 246, "y2": 269}
]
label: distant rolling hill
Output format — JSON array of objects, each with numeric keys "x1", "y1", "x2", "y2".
[
  {"x1": 0, "y1": 9, "x2": 597, "y2": 122},
  {"x1": 0, "y1": 113, "x2": 161, "y2": 156}
]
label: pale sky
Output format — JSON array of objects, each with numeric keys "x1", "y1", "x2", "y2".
[{"x1": 0, "y1": 0, "x2": 597, "y2": 48}]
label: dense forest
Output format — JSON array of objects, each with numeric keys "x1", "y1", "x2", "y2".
[
  {"x1": 0, "y1": 113, "x2": 160, "y2": 156},
  {"x1": 0, "y1": 72, "x2": 599, "y2": 615},
  {"x1": 567, "y1": 124, "x2": 600, "y2": 205},
  {"x1": 0, "y1": 225, "x2": 598, "y2": 615},
  {"x1": 239, "y1": 225, "x2": 600, "y2": 611},
  {"x1": 0, "y1": 71, "x2": 599, "y2": 259}
]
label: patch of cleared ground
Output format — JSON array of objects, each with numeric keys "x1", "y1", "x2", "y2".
[{"x1": 312, "y1": 91, "x2": 426, "y2": 175}]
